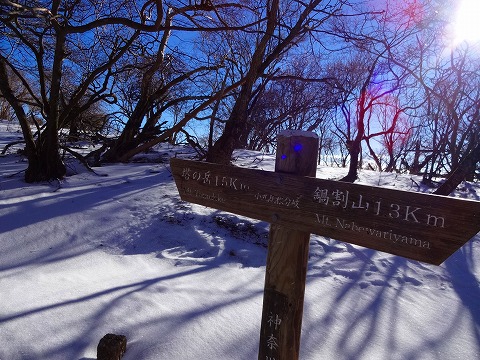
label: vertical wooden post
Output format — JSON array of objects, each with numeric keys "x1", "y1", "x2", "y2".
[{"x1": 258, "y1": 130, "x2": 319, "y2": 360}]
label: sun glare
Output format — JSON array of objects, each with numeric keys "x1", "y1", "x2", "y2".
[{"x1": 453, "y1": 0, "x2": 480, "y2": 44}]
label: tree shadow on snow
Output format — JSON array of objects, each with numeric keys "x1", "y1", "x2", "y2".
[
  {"x1": 300, "y1": 234, "x2": 480, "y2": 360},
  {"x1": 0, "y1": 261, "x2": 263, "y2": 359}
]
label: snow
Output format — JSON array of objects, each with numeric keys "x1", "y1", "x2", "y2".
[
  {"x1": 278, "y1": 130, "x2": 319, "y2": 138},
  {"x1": 1, "y1": 123, "x2": 479, "y2": 360}
]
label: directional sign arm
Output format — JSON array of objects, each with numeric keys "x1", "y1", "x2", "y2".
[{"x1": 170, "y1": 157, "x2": 480, "y2": 265}]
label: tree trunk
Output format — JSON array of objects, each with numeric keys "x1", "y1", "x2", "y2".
[
  {"x1": 24, "y1": 29, "x2": 68, "y2": 182},
  {"x1": 206, "y1": 90, "x2": 251, "y2": 164},
  {"x1": 102, "y1": 97, "x2": 149, "y2": 162},
  {"x1": 341, "y1": 139, "x2": 361, "y2": 182},
  {"x1": 0, "y1": 57, "x2": 36, "y2": 158},
  {"x1": 365, "y1": 138, "x2": 382, "y2": 171},
  {"x1": 434, "y1": 142, "x2": 480, "y2": 196},
  {"x1": 0, "y1": 57, "x2": 65, "y2": 182},
  {"x1": 24, "y1": 28, "x2": 67, "y2": 182},
  {"x1": 206, "y1": 0, "x2": 280, "y2": 164},
  {"x1": 25, "y1": 131, "x2": 66, "y2": 183}
]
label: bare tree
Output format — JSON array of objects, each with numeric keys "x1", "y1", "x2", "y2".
[
  {"x1": 101, "y1": 2, "x2": 230, "y2": 162},
  {"x1": 84, "y1": 0, "x2": 270, "y2": 163},
  {"x1": 323, "y1": 0, "x2": 452, "y2": 182},
  {"x1": 0, "y1": 0, "x2": 254, "y2": 180},
  {"x1": 0, "y1": 1, "x2": 169, "y2": 181},
  {"x1": 206, "y1": 0, "x2": 344, "y2": 164},
  {"x1": 325, "y1": 51, "x2": 410, "y2": 181},
  {"x1": 384, "y1": 14, "x2": 480, "y2": 187},
  {"x1": 245, "y1": 57, "x2": 339, "y2": 152}
]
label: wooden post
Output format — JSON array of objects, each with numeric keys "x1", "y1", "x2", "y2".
[{"x1": 258, "y1": 130, "x2": 319, "y2": 360}]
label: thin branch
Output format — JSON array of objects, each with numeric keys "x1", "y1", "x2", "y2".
[{"x1": 59, "y1": 145, "x2": 106, "y2": 176}]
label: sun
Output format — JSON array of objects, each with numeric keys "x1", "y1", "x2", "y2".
[{"x1": 453, "y1": 0, "x2": 480, "y2": 44}]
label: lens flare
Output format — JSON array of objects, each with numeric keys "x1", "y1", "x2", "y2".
[{"x1": 453, "y1": 0, "x2": 480, "y2": 44}]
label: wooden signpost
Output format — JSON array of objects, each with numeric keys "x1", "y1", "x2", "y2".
[{"x1": 170, "y1": 130, "x2": 480, "y2": 359}]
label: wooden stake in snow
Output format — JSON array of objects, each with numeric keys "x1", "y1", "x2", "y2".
[
  {"x1": 170, "y1": 130, "x2": 480, "y2": 359},
  {"x1": 97, "y1": 333, "x2": 127, "y2": 360}
]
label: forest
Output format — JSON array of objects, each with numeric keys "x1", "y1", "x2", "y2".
[{"x1": 0, "y1": 0, "x2": 479, "y2": 188}]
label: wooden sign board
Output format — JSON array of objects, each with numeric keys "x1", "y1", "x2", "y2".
[{"x1": 170, "y1": 157, "x2": 480, "y2": 265}]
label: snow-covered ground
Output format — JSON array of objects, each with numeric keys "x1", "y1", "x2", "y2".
[{"x1": 1, "y1": 123, "x2": 479, "y2": 360}]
